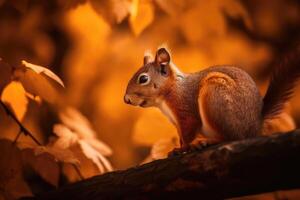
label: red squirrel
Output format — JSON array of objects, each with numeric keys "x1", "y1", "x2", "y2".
[{"x1": 124, "y1": 47, "x2": 300, "y2": 156}]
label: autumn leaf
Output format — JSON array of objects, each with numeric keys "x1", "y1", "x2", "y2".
[
  {"x1": 52, "y1": 124, "x2": 79, "y2": 149},
  {"x1": 58, "y1": 108, "x2": 97, "y2": 140},
  {"x1": 58, "y1": 107, "x2": 112, "y2": 156},
  {"x1": 13, "y1": 65, "x2": 62, "y2": 105},
  {"x1": 129, "y1": 0, "x2": 154, "y2": 35},
  {"x1": 90, "y1": 0, "x2": 131, "y2": 25},
  {"x1": 79, "y1": 140, "x2": 113, "y2": 172},
  {"x1": 53, "y1": 123, "x2": 113, "y2": 173},
  {"x1": 34, "y1": 144, "x2": 80, "y2": 165},
  {"x1": 52, "y1": 107, "x2": 113, "y2": 173},
  {"x1": 22, "y1": 148, "x2": 60, "y2": 187},
  {"x1": 0, "y1": 139, "x2": 32, "y2": 199},
  {"x1": 1, "y1": 81, "x2": 28, "y2": 121},
  {"x1": 62, "y1": 144, "x2": 103, "y2": 182},
  {"x1": 154, "y1": 0, "x2": 186, "y2": 16},
  {"x1": 21, "y1": 60, "x2": 65, "y2": 88}
]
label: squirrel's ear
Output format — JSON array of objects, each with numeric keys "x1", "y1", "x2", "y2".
[
  {"x1": 155, "y1": 48, "x2": 171, "y2": 76},
  {"x1": 143, "y1": 52, "x2": 153, "y2": 65},
  {"x1": 155, "y1": 48, "x2": 171, "y2": 66}
]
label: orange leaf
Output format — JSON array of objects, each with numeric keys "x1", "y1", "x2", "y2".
[
  {"x1": 21, "y1": 60, "x2": 65, "y2": 88},
  {"x1": 154, "y1": 0, "x2": 186, "y2": 16},
  {"x1": 58, "y1": 108, "x2": 113, "y2": 156},
  {"x1": 53, "y1": 124, "x2": 79, "y2": 149},
  {"x1": 34, "y1": 145, "x2": 80, "y2": 165},
  {"x1": 13, "y1": 68, "x2": 61, "y2": 105},
  {"x1": 52, "y1": 122, "x2": 113, "y2": 173},
  {"x1": 129, "y1": 0, "x2": 154, "y2": 35},
  {"x1": 0, "y1": 139, "x2": 32, "y2": 199},
  {"x1": 1, "y1": 81, "x2": 28, "y2": 121},
  {"x1": 22, "y1": 149, "x2": 60, "y2": 187},
  {"x1": 53, "y1": 108, "x2": 113, "y2": 173},
  {"x1": 90, "y1": 0, "x2": 131, "y2": 25},
  {"x1": 78, "y1": 140, "x2": 113, "y2": 173}
]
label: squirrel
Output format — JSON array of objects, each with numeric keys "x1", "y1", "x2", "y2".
[{"x1": 124, "y1": 46, "x2": 300, "y2": 156}]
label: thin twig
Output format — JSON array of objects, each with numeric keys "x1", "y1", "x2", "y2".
[
  {"x1": 0, "y1": 100, "x2": 42, "y2": 145},
  {"x1": 13, "y1": 129, "x2": 23, "y2": 145},
  {"x1": 0, "y1": 99, "x2": 84, "y2": 180}
]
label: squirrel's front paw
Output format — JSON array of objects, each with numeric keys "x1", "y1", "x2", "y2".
[
  {"x1": 189, "y1": 142, "x2": 209, "y2": 151},
  {"x1": 168, "y1": 147, "x2": 189, "y2": 157},
  {"x1": 168, "y1": 142, "x2": 213, "y2": 157},
  {"x1": 190, "y1": 136, "x2": 219, "y2": 151}
]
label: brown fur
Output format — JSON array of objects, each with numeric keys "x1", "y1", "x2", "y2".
[
  {"x1": 125, "y1": 47, "x2": 299, "y2": 152},
  {"x1": 262, "y1": 46, "x2": 300, "y2": 119},
  {"x1": 197, "y1": 67, "x2": 262, "y2": 141}
]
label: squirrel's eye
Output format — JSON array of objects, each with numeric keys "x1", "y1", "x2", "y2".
[{"x1": 137, "y1": 73, "x2": 150, "y2": 85}]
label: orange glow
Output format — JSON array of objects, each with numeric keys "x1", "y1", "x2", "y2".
[{"x1": 0, "y1": 0, "x2": 299, "y2": 198}]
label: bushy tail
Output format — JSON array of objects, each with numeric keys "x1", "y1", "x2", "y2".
[{"x1": 262, "y1": 45, "x2": 300, "y2": 119}]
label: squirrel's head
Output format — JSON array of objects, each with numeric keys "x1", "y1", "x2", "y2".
[{"x1": 124, "y1": 47, "x2": 179, "y2": 107}]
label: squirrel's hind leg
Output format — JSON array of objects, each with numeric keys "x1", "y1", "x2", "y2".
[{"x1": 198, "y1": 72, "x2": 242, "y2": 141}]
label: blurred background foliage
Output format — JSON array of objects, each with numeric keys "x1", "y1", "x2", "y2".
[{"x1": 0, "y1": 0, "x2": 300, "y2": 175}]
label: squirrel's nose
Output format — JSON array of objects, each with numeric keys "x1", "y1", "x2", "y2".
[{"x1": 124, "y1": 94, "x2": 131, "y2": 104}]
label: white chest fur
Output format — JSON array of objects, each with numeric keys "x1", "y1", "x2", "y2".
[{"x1": 158, "y1": 101, "x2": 178, "y2": 126}]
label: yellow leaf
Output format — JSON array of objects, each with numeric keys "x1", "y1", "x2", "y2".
[
  {"x1": 53, "y1": 124, "x2": 79, "y2": 149},
  {"x1": 53, "y1": 110, "x2": 113, "y2": 173},
  {"x1": 129, "y1": 0, "x2": 154, "y2": 35},
  {"x1": 14, "y1": 68, "x2": 61, "y2": 105},
  {"x1": 59, "y1": 107, "x2": 113, "y2": 156},
  {"x1": 62, "y1": 144, "x2": 101, "y2": 182},
  {"x1": 21, "y1": 60, "x2": 65, "y2": 88},
  {"x1": 34, "y1": 145, "x2": 80, "y2": 165},
  {"x1": 132, "y1": 108, "x2": 178, "y2": 146},
  {"x1": 90, "y1": 0, "x2": 131, "y2": 25},
  {"x1": 59, "y1": 107, "x2": 97, "y2": 139},
  {"x1": 113, "y1": 0, "x2": 131, "y2": 23},
  {"x1": 79, "y1": 140, "x2": 113, "y2": 173},
  {"x1": 1, "y1": 81, "x2": 28, "y2": 121}
]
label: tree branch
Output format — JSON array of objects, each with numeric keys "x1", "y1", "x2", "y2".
[{"x1": 28, "y1": 130, "x2": 300, "y2": 200}]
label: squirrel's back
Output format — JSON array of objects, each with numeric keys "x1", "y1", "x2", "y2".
[{"x1": 193, "y1": 66, "x2": 263, "y2": 139}]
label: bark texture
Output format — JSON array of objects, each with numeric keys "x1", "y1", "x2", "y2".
[{"x1": 29, "y1": 130, "x2": 300, "y2": 200}]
